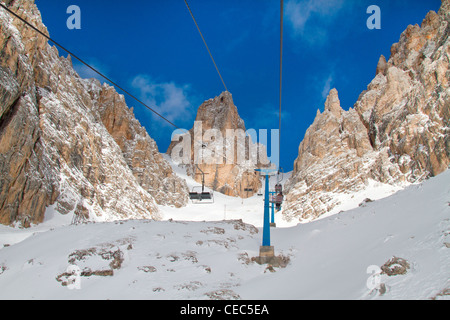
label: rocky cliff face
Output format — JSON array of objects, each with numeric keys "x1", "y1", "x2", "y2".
[
  {"x1": 167, "y1": 92, "x2": 269, "y2": 198},
  {"x1": 0, "y1": 0, "x2": 188, "y2": 227},
  {"x1": 284, "y1": 1, "x2": 450, "y2": 222}
]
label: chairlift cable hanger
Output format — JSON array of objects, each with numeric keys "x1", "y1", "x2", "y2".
[{"x1": 279, "y1": 0, "x2": 284, "y2": 173}]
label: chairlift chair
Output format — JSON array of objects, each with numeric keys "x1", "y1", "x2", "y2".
[
  {"x1": 189, "y1": 165, "x2": 214, "y2": 204},
  {"x1": 189, "y1": 187, "x2": 214, "y2": 202},
  {"x1": 272, "y1": 168, "x2": 285, "y2": 209},
  {"x1": 243, "y1": 171, "x2": 255, "y2": 197},
  {"x1": 275, "y1": 183, "x2": 283, "y2": 194},
  {"x1": 269, "y1": 192, "x2": 283, "y2": 205}
]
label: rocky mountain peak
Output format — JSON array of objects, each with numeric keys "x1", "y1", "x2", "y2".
[
  {"x1": 284, "y1": 1, "x2": 450, "y2": 222},
  {"x1": 324, "y1": 88, "x2": 343, "y2": 118},
  {"x1": 376, "y1": 55, "x2": 388, "y2": 76},
  {"x1": 167, "y1": 92, "x2": 267, "y2": 198},
  {"x1": 196, "y1": 91, "x2": 245, "y2": 132}
]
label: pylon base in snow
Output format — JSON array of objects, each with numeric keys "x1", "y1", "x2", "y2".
[{"x1": 254, "y1": 246, "x2": 275, "y2": 265}]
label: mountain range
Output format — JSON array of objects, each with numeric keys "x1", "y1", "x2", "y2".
[{"x1": 0, "y1": 0, "x2": 448, "y2": 227}]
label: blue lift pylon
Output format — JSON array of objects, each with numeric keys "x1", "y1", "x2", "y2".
[{"x1": 255, "y1": 169, "x2": 276, "y2": 263}]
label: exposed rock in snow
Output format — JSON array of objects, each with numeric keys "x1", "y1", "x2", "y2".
[{"x1": 0, "y1": 166, "x2": 448, "y2": 300}]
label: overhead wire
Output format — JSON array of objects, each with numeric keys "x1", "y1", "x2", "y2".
[
  {"x1": 279, "y1": 0, "x2": 284, "y2": 172},
  {"x1": 1, "y1": 2, "x2": 283, "y2": 174},
  {"x1": 0, "y1": 2, "x2": 180, "y2": 129},
  {"x1": 183, "y1": 0, "x2": 228, "y2": 93},
  {"x1": 0, "y1": 2, "x2": 243, "y2": 169}
]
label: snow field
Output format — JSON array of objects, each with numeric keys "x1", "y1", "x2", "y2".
[{"x1": 0, "y1": 154, "x2": 448, "y2": 300}]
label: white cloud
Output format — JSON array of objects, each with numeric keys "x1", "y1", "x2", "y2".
[
  {"x1": 72, "y1": 58, "x2": 109, "y2": 82},
  {"x1": 285, "y1": 0, "x2": 345, "y2": 45},
  {"x1": 131, "y1": 75, "x2": 195, "y2": 126},
  {"x1": 321, "y1": 75, "x2": 334, "y2": 100}
]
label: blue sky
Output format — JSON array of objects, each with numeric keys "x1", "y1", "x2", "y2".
[{"x1": 34, "y1": 0, "x2": 441, "y2": 171}]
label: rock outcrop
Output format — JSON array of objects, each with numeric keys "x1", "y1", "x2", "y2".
[
  {"x1": 167, "y1": 92, "x2": 269, "y2": 198},
  {"x1": 284, "y1": 1, "x2": 450, "y2": 222},
  {"x1": 0, "y1": 0, "x2": 188, "y2": 227}
]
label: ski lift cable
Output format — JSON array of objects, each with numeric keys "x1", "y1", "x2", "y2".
[
  {"x1": 183, "y1": 0, "x2": 229, "y2": 93},
  {"x1": 1, "y1": 2, "x2": 279, "y2": 176},
  {"x1": 279, "y1": 0, "x2": 284, "y2": 173},
  {"x1": 1, "y1": 2, "x2": 233, "y2": 161},
  {"x1": 0, "y1": 3, "x2": 180, "y2": 130},
  {"x1": 185, "y1": 0, "x2": 284, "y2": 174},
  {"x1": 0, "y1": 3, "x2": 238, "y2": 169}
]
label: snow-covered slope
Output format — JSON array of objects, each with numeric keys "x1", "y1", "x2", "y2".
[
  {"x1": 240, "y1": 169, "x2": 450, "y2": 300},
  {"x1": 0, "y1": 163, "x2": 448, "y2": 300}
]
